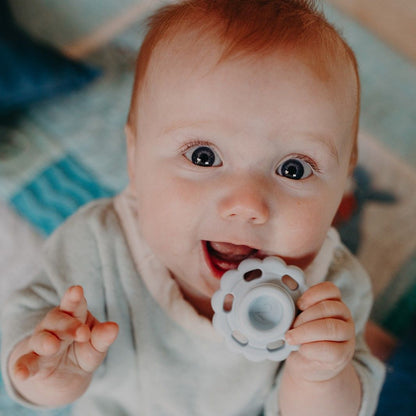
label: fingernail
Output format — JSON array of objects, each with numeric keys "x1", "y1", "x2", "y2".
[
  {"x1": 297, "y1": 299, "x2": 306, "y2": 310},
  {"x1": 285, "y1": 331, "x2": 294, "y2": 345},
  {"x1": 71, "y1": 286, "x2": 83, "y2": 299}
]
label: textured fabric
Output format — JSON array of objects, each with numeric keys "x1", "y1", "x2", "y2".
[{"x1": 1, "y1": 197, "x2": 385, "y2": 415}]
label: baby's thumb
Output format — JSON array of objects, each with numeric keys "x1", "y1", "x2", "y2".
[
  {"x1": 91, "y1": 322, "x2": 119, "y2": 353},
  {"x1": 76, "y1": 321, "x2": 119, "y2": 373}
]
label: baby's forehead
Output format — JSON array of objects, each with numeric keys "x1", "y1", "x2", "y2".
[
  {"x1": 146, "y1": 30, "x2": 357, "y2": 96},
  {"x1": 141, "y1": 35, "x2": 358, "y2": 138},
  {"x1": 127, "y1": 0, "x2": 360, "y2": 139}
]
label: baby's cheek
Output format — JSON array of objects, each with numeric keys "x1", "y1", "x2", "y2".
[
  {"x1": 285, "y1": 201, "x2": 331, "y2": 253},
  {"x1": 136, "y1": 182, "x2": 195, "y2": 250}
]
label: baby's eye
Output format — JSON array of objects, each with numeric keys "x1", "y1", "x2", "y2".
[
  {"x1": 184, "y1": 145, "x2": 222, "y2": 167},
  {"x1": 276, "y1": 158, "x2": 313, "y2": 180}
]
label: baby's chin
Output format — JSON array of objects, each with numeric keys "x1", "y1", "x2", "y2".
[{"x1": 277, "y1": 252, "x2": 318, "y2": 271}]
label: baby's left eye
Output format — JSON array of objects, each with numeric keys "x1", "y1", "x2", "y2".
[
  {"x1": 276, "y1": 158, "x2": 313, "y2": 180},
  {"x1": 184, "y1": 145, "x2": 222, "y2": 167}
]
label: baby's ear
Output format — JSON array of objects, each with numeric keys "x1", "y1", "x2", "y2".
[
  {"x1": 125, "y1": 123, "x2": 136, "y2": 182},
  {"x1": 348, "y1": 140, "x2": 358, "y2": 176}
]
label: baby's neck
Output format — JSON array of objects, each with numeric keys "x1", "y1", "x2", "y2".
[{"x1": 173, "y1": 277, "x2": 214, "y2": 320}]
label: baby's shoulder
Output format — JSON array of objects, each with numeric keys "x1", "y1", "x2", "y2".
[
  {"x1": 328, "y1": 242, "x2": 373, "y2": 324},
  {"x1": 70, "y1": 197, "x2": 118, "y2": 226},
  {"x1": 53, "y1": 198, "x2": 120, "y2": 237},
  {"x1": 43, "y1": 197, "x2": 125, "y2": 258},
  {"x1": 329, "y1": 242, "x2": 371, "y2": 290}
]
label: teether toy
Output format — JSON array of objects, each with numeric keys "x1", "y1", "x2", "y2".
[{"x1": 211, "y1": 256, "x2": 307, "y2": 362}]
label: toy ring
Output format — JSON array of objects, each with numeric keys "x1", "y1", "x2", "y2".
[{"x1": 211, "y1": 256, "x2": 307, "y2": 362}]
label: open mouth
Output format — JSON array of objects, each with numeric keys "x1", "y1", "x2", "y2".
[{"x1": 204, "y1": 241, "x2": 259, "y2": 279}]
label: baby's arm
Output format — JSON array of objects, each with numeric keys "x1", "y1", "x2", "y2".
[
  {"x1": 8, "y1": 286, "x2": 119, "y2": 407},
  {"x1": 279, "y1": 282, "x2": 361, "y2": 416}
]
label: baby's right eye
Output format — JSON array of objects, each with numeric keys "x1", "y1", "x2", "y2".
[{"x1": 184, "y1": 145, "x2": 222, "y2": 167}]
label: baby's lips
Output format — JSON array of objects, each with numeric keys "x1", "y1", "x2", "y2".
[
  {"x1": 209, "y1": 241, "x2": 257, "y2": 260},
  {"x1": 210, "y1": 256, "x2": 240, "y2": 273}
]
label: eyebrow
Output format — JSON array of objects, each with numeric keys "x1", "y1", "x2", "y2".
[
  {"x1": 161, "y1": 119, "x2": 212, "y2": 136},
  {"x1": 304, "y1": 133, "x2": 340, "y2": 163},
  {"x1": 162, "y1": 120, "x2": 341, "y2": 164}
]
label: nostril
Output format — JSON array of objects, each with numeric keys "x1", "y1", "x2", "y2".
[
  {"x1": 248, "y1": 213, "x2": 267, "y2": 225},
  {"x1": 218, "y1": 188, "x2": 270, "y2": 225},
  {"x1": 222, "y1": 205, "x2": 268, "y2": 224}
]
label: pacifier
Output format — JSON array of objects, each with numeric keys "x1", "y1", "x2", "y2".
[{"x1": 211, "y1": 256, "x2": 307, "y2": 362}]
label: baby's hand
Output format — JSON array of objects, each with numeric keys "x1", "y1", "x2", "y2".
[
  {"x1": 11, "y1": 286, "x2": 118, "y2": 404},
  {"x1": 284, "y1": 282, "x2": 355, "y2": 382}
]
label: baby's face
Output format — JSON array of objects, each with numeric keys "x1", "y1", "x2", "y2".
[{"x1": 127, "y1": 38, "x2": 357, "y2": 313}]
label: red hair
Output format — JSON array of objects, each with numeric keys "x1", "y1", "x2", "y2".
[{"x1": 127, "y1": 0, "x2": 360, "y2": 164}]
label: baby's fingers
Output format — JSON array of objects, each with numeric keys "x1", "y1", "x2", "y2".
[
  {"x1": 29, "y1": 331, "x2": 61, "y2": 357},
  {"x1": 14, "y1": 352, "x2": 41, "y2": 381},
  {"x1": 297, "y1": 282, "x2": 341, "y2": 310},
  {"x1": 37, "y1": 308, "x2": 90, "y2": 344},
  {"x1": 296, "y1": 339, "x2": 355, "y2": 365},
  {"x1": 286, "y1": 318, "x2": 354, "y2": 345},
  {"x1": 91, "y1": 322, "x2": 119, "y2": 352},
  {"x1": 75, "y1": 322, "x2": 119, "y2": 373},
  {"x1": 293, "y1": 300, "x2": 352, "y2": 328},
  {"x1": 60, "y1": 286, "x2": 88, "y2": 323}
]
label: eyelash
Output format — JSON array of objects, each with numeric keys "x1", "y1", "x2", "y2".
[
  {"x1": 179, "y1": 139, "x2": 215, "y2": 154},
  {"x1": 179, "y1": 141, "x2": 320, "y2": 175},
  {"x1": 283, "y1": 154, "x2": 320, "y2": 173}
]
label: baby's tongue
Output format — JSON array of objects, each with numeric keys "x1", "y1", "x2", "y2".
[{"x1": 209, "y1": 242, "x2": 257, "y2": 271}]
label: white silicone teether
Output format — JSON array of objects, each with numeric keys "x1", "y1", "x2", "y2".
[{"x1": 211, "y1": 256, "x2": 307, "y2": 362}]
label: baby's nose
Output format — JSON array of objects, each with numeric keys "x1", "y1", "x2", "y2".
[{"x1": 218, "y1": 178, "x2": 270, "y2": 225}]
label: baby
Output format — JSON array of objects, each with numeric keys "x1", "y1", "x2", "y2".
[{"x1": 1, "y1": 0, "x2": 385, "y2": 415}]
